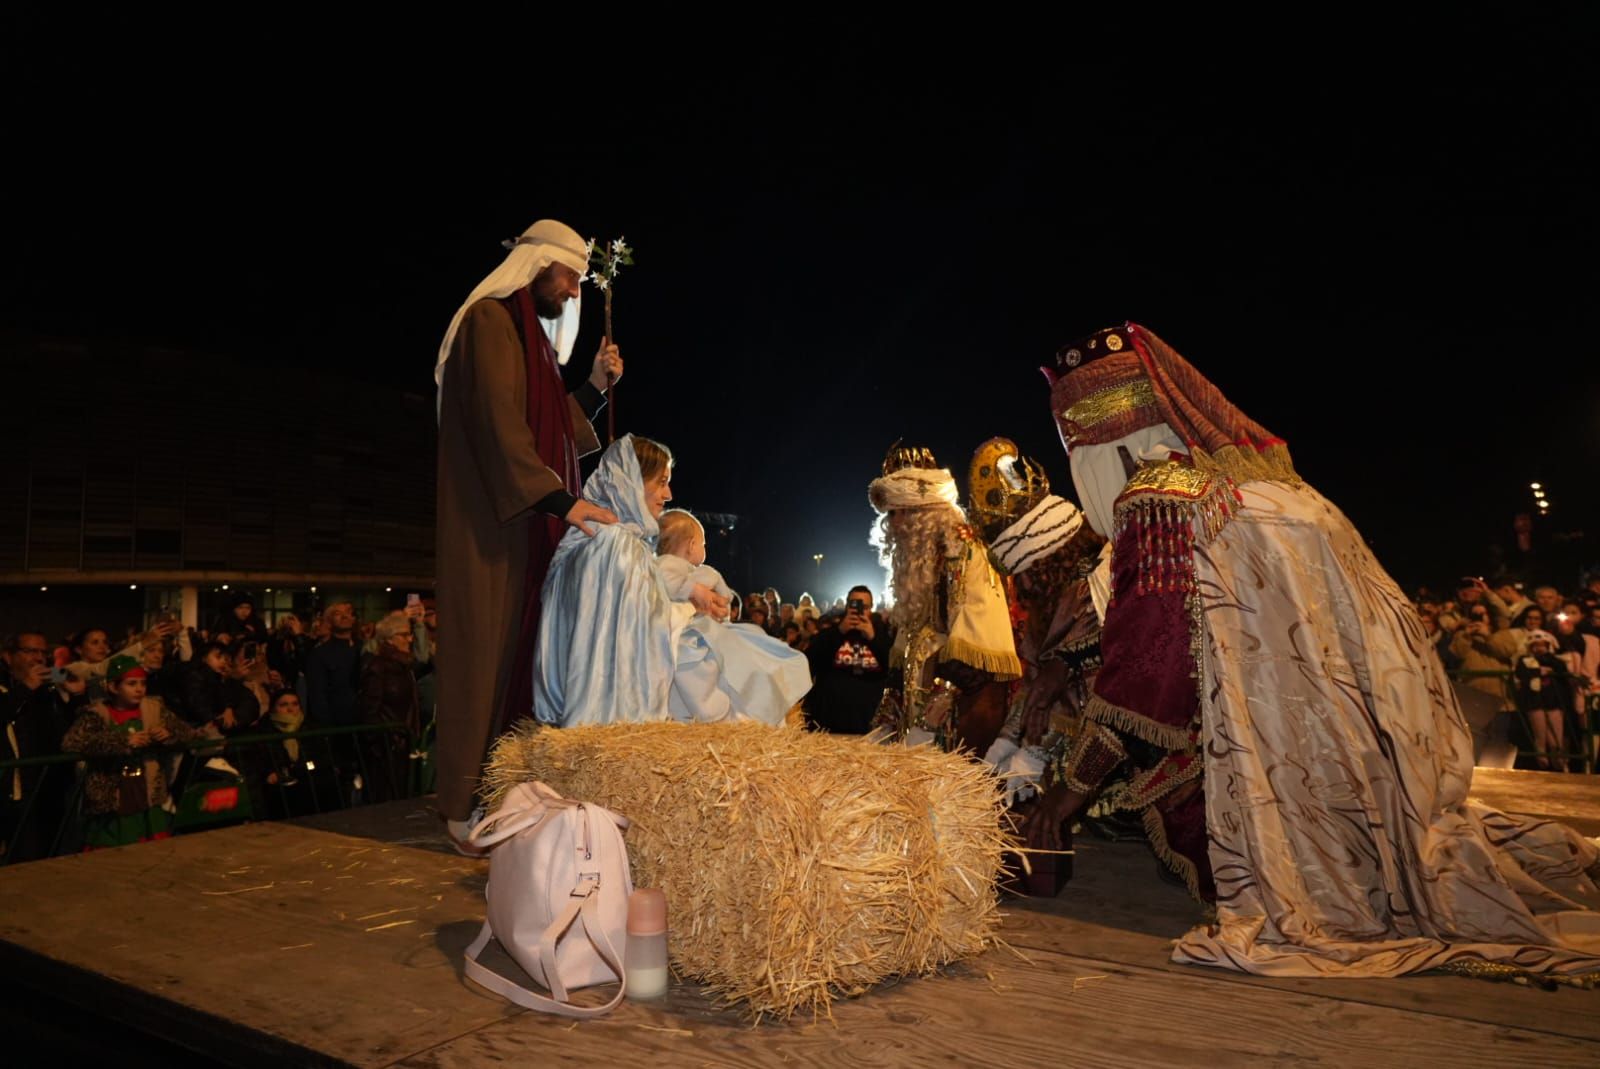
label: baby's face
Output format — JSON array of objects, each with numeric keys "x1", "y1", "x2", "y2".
[{"x1": 687, "y1": 524, "x2": 707, "y2": 566}]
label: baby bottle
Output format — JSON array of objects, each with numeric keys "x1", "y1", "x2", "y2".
[{"x1": 625, "y1": 887, "x2": 669, "y2": 999}]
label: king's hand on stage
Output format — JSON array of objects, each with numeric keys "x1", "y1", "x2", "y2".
[
  {"x1": 1022, "y1": 783, "x2": 1077, "y2": 852},
  {"x1": 589, "y1": 341, "x2": 623, "y2": 391},
  {"x1": 1021, "y1": 659, "x2": 1068, "y2": 745},
  {"x1": 565, "y1": 499, "x2": 619, "y2": 537}
]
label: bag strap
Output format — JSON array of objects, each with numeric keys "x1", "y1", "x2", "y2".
[
  {"x1": 462, "y1": 873, "x2": 628, "y2": 1019},
  {"x1": 468, "y1": 783, "x2": 576, "y2": 849}
]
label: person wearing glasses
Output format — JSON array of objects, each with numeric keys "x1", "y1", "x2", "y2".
[{"x1": 1, "y1": 631, "x2": 76, "y2": 861}]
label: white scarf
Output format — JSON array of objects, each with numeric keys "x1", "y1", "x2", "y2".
[
  {"x1": 990, "y1": 495, "x2": 1084, "y2": 575},
  {"x1": 434, "y1": 219, "x2": 590, "y2": 419},
  {"x1": 867, "y1": 468, "x2": 961, "y2": 513}
]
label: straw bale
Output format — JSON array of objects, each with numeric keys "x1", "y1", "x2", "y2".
[{"x1": 483, "y1": 720, "x2": 1013, "y2": 1020}]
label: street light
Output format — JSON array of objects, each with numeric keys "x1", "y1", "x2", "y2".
[{"x1": 812, "y1": 553, "x2": 824, "y2": 589}]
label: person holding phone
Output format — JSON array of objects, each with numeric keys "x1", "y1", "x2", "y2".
[
  {"x1": 802, "y1": 586, "x2": 893, "y2": 735},
  {"x1": 180, "y1": 639, "x2": 260, "y2": 736},
  {"x1": 267, "y1": 613, "x2": 311, "y2": 696},
  {"x1": 64, "y1": 621, "x2": 179, "y2": 705},
  {"x1": 400, "y1": 592, "x2": 434, "y2": 683},
  {"x1": 1456, "y1": 576, "x2": 1514, "y2": 631},
  {"x1": 2, "y1": 630, "x2": 78, "y2": 860}
]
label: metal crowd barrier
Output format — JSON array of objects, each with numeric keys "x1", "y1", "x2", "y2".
[
  {"x1": 1447, "y1": 667, "x2": 1597, "y2": 774},
  {"x1": 1, "y1": 721, "x2": 424, "y2": 866}
]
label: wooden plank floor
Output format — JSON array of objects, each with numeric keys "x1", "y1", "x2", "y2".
[{"x1": 1, "y1": 769, "x2": 1596, "y2": 1068}]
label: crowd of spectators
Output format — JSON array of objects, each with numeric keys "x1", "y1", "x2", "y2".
[
  {"x1": 6, "y1": 568, "x2": 1596, "y2": 864},
  {"x1": 1413, "y1": 574, "x2": 1600, "y2": 771},
  {"x1": 1, "y1": 592, "x2": 437, "y2": 860}
]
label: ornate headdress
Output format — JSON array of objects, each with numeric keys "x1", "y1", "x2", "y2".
[
  {"x1": 1043, "y1": 322, "x2": 1299, "y2": 487},
  {"x1": 880, "y1": 440, "x2": 939, "y2": 476},
  {"x1": 869, "y1": 441, "x2": 960, "y2": 513},
  {"x1": 434, "y1": 218, "x2": 592, "y2": 417},
  {"x1": 967, "y1": 437, "x2": 1051, "y2": 542}
]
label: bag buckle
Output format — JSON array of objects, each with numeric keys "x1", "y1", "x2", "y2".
[{"x1": 570, "y1": 872, "x2": 601, "y2": 898}]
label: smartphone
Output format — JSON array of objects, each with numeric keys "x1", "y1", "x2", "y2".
[
  {"x1": 406, "y1": 593, "x2": 421, "y2": 609},
  {"x1": 848, "y1": 598, "x2": 867, "y2": 615},
  {"x1": 50, "y1": 666, "x2": 67, "y2": 685},
  {"x1": 240, "y1": 641, "x2": 258, "y2": 662}
]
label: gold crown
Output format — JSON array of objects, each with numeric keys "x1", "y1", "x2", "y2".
[{"x1": 881, "y1": 440, "x2": 939, "y2": 476}]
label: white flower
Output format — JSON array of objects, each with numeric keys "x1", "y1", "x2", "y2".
[
  {"x1": 593, "y1": 275, "x2": 610, "y2": 291},
  {"x1": 612, "y1": 237, "x2": 627, "y2": 253}
]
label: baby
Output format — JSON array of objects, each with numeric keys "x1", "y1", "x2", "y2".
[
  {"x1": 655, "y1": 508, "x2": 811, "y2": 724},
  {"x1": 656, "y1": 509, "x2": 734, "y2": 605}
]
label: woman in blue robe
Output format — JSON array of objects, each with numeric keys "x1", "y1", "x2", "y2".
[{"x1": 534, "y1": 435, "x2": 811, "y2": 727}]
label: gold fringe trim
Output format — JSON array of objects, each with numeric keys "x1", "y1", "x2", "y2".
[
  {"x1": 1142, "y1": 804, "x2": 1204, "y2": 904},
  {"x1": 1122, "y1": 748, "x2": 1204, "y2": 810},
  {"x1": 942, "y1": 636, "x2": 1022, "y2": 681},
  {"x1": 1189, "y1": 441, "x2": 1301, "y2": 488},
  {"x1": 1435, "y1": 958, "x2": 1600, "y2": 991},
  {"x1": 1083, "y1": 692, "x2": 1194, "y2": 751}
]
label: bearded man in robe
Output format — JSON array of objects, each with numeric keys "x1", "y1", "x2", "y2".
[
  {"x1": 433, "y1": 219, "x2": 624, "y2": 849},
  {"x1": 867, "y1": 444, "x2": 1021, "y2": 756}
]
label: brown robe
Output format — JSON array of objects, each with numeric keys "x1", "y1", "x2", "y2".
[{"x1": 434, "y1": 298, "x2": 600, "y2": 820}]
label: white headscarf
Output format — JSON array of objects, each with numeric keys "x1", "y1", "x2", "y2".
[
  {"x1": 434, "y1": 219, "x2": 590, "y2": 416},
  {"x1": 1067, "y1": 422, "x2": 1186, "y2": 538}
]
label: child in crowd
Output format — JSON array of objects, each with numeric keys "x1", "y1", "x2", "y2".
[
  {"x1": 61, "y1": 654, "x2": 199, "y2": 848},
  {"x1": 1514, "y1": 629, "x2": 1574, "y2": 772}
]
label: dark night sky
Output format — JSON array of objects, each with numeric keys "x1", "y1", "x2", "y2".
[{"x1": 7, "y1": 20, "x2": 1598, "y2": 601}]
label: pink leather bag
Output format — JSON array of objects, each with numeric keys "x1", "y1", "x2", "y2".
[{"x1": 462, "y1": 781, "x2": 634, "y2": 1017}]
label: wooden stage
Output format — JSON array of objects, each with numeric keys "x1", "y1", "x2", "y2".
[{"x1": 2, "y1": 768, "x2": 1598, "y2": 1068}]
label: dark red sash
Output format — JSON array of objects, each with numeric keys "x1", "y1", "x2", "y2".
[{"x1": 497, "y1": 288, "x2": 581, "y2": 733}]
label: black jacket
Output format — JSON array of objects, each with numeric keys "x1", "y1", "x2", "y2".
[{"x1": 802, "y1": 615, "x2": 892, "y2": 734}]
